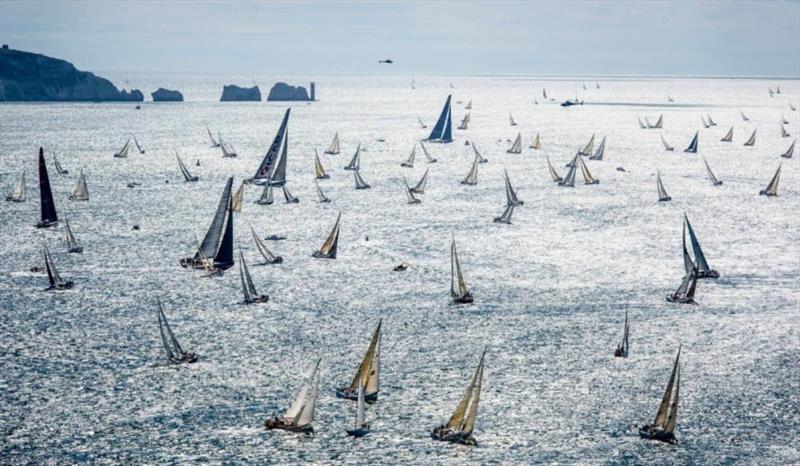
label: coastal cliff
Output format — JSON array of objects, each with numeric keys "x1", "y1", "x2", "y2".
[
  {"x1": 220, "y1": 84, "x2": 261, "y2": 102},
  {"x1": 151, "y1": 88, "x2": 183, "y2": 102},
  {"x1": 267, "y1": 82, "x2": 315, "y2": 101},
  {"x1": 0, "y1": 46, "x2": 143, "y2": 102}
]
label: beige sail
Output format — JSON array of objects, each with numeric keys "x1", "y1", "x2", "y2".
[
  {"x1": 450, "y1": 239, "x2": 469, "y2": 298},
  {"x1": 349, "y1": 320, "x2": 382, "y2": 396},
  {"x1": 653, "y1": 347, "x2": 681, "y2": 429},
  {"x1": 296, "y1": 370, "x2": 319, "y2": 427},
  {"x1": 664, "y1": 364, "x2": 680, "y2": 433},
  {"x1": 462, "y1": 356, "x2": 485, "y2": 435},
  {"x1": 231, "y1": 181, "x2": 244, "y2": 212},
  {"x1": 578, "y1": 156, "x2": 596, "y2": 183},
  {"x1": 325, "y1": 132, "x2": 340, "y2": 155},
  {"x1": 446, "y1": 350, "x2": 485, "y2": 431},
  {"x1": 531, "y1": 133, "x2": 541, "y2": 150},
  {"x1": 579, "y1": 134, "x2": 595, "y2": 155},
  {"x1": 318, "y1": 212, "x2": 341, "y2": 256},
  {"x1": 7, "y1": 171, "x2": 26, "y2": 201},
  {"x1": 314, "y1": 150, "x2": 328, "y2": 178}
]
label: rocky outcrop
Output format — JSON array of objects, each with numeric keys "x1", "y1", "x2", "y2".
[
  {"x1": 0, "y1": 46, "x2": 143, "y2": 102},
  {"x1": 220, "y1": 84, "x2": 261, "y2": 102},
  {"x1": 267, "y1": 82, "x2": 314, "y2": 101},
  {"x1": 151, "y1": 87, "x2": 183, "y2": 102}
]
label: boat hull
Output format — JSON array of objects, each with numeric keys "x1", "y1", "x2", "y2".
[
  {"x1": 346, "y1": 427, "x2": 370, "y2": 437},
  {"x1": 265, "y1": 419, "x2": 313, "y2": 433},
  {"x1": 68, "y1": 246, "x2": 83, "y2": 254},
  {"x1": 452, "y1": 293, "x2": 474, "y2": 304},
  {"x1": 666, "y1": 295, "x2": 696, "y2": 305},
  {"x1": 431, "y1": 429, "x2": 477, "y2": 446},
  {"x1": 335, "y1": 388, "x2": 378, "y2": 403},
  {"x1": 639, "y1": 427, "x2": 677, "y2": 444},
  {"x1": 46, "y1": 281, "x2": 74, "y2": 291},
  {"x1": 312, "y1": 251, "x2": 336, "y2": 259},
  {"x1": 697, "y1": 270, "x2": 719, "y2": 279},
  {"x1": 759, "y1": 190, "x2": 778, "y2": 197},
  {"x1": 35, "y1": 220, "x2": 58, "y2": 229}
]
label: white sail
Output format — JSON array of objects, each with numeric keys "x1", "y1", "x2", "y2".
[
  {"x1": 220, "y1": 136, "x2": 237, "y2": 158},
  {"x1": 547, "y1": 156, "x2": 562, "y2": 182},
  {"x1": 661, "y1": 134, "x2": 674, "y2": 151},
  {"x1": 6, "y1": 171, "x2": 26, "y2": 202},
  {"x1": 506, "y1": 132, "x2": 522, "y2": 154},
  {"x1": 703, "y1": 158, "x2": 722, "y2": 185},
  {"x1": 353, "y1": 169, "x2": 371, "y2": 189},
  {"x1": 577, "y1": 156, "x2": 598, "y2": 184},
  {"x1": 559, "y1": 155, "x2": 578, "y2": 187},
  {"x1": 207, "y1": 127, "x2": 220, "y2": 147},
  {"x1": 589, "y1": 137, "x2": 606, "y2": 160},
  {"x1": 176, "y1": 153, "x2": 197, "y2": 182},
  {"x1": 653, "y1": 115, "x2": 663, "y2": 129},
  {"x1": 316, "y1": 212, "x2": 341, "y2": 258},
  {"x1": 403, "y1": 177, "x2": 421, "y2": 204},
  {"x1": 530, "y1": 133, "x2": 541, "y2": 150},
  {"x1": 720, "y1": 127, "x2": 733, "y2": 142},
  {"x1": 461, "y1": 155, "x2": 479, "y2": 185},
  {"x1": 325, "y1": 133, "x2": 341, "y2": 155},
  {"x1": 69, "y1": 170, "x2": 89, "y2": 201},
  {"x1": 471, "y1": 142, "x2": 488, "y2": 163},
  {"x1": 760, "y1": 164, "x2": 781, "y2": 196},
  {"x1": 493, "y1": 204, "x2": 514, "y2": 224},
  {"x1": 401, "y1": 146, "x2": 416, "y2": 167},
  {"x1": 114, "y1": 139, "x2": 130, "y2": 158},
  {"x1": 296, "y1": 371, "x2": 319, "y2": 427},
  {"x1": 743, "y1": 129, "x2": 756, "y2": 146},
  {"x1": 315, "y1": 179, "x2": 330, "y2": 203},
  {"x1": 420, "y1": 142, "x2": 437, "y2": 163},
  {"x1": 450, "y1": 238, "x2": 470, "y2": 299},
  {"x1": 282, "y1": 185, "x2": 298, "y2": 203},
  {"x1": 504, "y1": 169, "x2": 522, "y2": 206},
  {"x1": 250, "y1": 226, "x2": 279, "y2": 263},
  {"x1": 314, "y1": 150, "x2": 328, "y2": 179},
  {"x1": 638, "y1": 117, "x2": 647, "y2": 129},
  {"x1": 701, "y1": 116, "x2": 709, "y2": 128},
  {"x1": 64, "y1": 217, "x2": 80, "y2": 251},
  {"x1": 231, "y1": 181, "x2": 245, "y2": 212},
  {"x1": 578, "y1": 134, "x2": 595, "y2": 155},
  {"x1": 355, "y1": 377, "x2": 367, "y2": 429},
  {"x1": 706, "y1": 114, "x2": 716, "y2": 126},
  {"x1": 656, "y1": 171, "x2": 671, "y2": 201},
  {"x1": 256, "y1": 183, "x2": 274, "y2": 205},
  {"x1": 410, "y1": 168, "x2": 429, "y2": 194},
  {"x1": 344, "y1": 144, "x2": 361, "y2": 170},
  {"x1": 285, "y1": 359, "x2": 320, "y2": 422},
  {"x1": 462, "y1": 356, "x2": 485, "y2": 435},
  {"x1": 781, "y1": 139, "x2": 796, "y2": 158}
]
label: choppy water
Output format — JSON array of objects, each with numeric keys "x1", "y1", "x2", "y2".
[{"x1": 1, "y1": 75, "x2": 799, "y2": 464}]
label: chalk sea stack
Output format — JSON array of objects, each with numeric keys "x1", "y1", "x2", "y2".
[
  {"x1": 151, "y1": 88, "x2": 183, "y2": 102},
  {"x1": 220, "y1": 84, "x2": 261, "y2": 102},
  {"x1": 267, "y1": 82, "x2": 315, "y2": 101},
  {"x1": 0, "y1": 45, "x2": 143, "y2": 102}
]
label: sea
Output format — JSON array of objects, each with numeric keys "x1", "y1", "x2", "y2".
[{"x1": 1, "y1": 74, "x2": 798, "y2": 464}]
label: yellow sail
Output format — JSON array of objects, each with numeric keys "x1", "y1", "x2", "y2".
[
  {"x1": 319, "y1": 213, "x2": 341, "y2": 255},
  {"x1": 231, "y1": 181, "x2": 244, "y2": 212},
  {"x1": 446, "y1": 358, "x2": 480, "y2": 429}
]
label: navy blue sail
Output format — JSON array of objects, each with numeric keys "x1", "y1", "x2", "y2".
[
  {"x1": 249, "y1": 108, "x2": 290, "y2": 185},
  {"x1": 427, "y1": 95, "x2": 453, "y2": 143},
  {"x1": 181, "y1": 177, "x2": 233, "y2": 269},
  {"x1": 36, "y1": 147, "x2": 58, "y2": 228},
  {"x1": 214, "y1": 198, "x2": 234, "y2": 269}
]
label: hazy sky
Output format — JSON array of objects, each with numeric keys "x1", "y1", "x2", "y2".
[{"x1": 1, "y1": 0, "x2": 799, "y2": 77}]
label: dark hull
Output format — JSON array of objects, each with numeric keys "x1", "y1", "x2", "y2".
[
  {"x1": 355, "y1": 186, "x2": 371, "y2": 190},
  {"x1": 335, "y1": 388, "x2": 378, "y2": 403},
  {"x1": 697, "y1": 270, "x2": 719, "y2": 279},
  {"x1": 401, "y1": 163, "x2": 414, "y2": 168},
  {"x1": 263, "y1": 257, "x2": 283, "y2": 265},
  {"x1": 312, "y1": 251, "x2": 336, "y2": 259},
  {"x1": 659, "y1": 197, "x2": 672, "y2": 202},
  {"x1": 493, "y1": 218, "x2": 511, "y2": 224},
  {"x1": 452, "y1": 293, "x2": 474, "y2": 304},
  {"x1": 431, "y1": 429, "x2": 477, "y2": 446},
  {"x1": 759, "y1": 190, "x2": 778, "y2": 197},
  {"x1": 35, "y1": 220, "x2": 58, "y2": 229},
  {"x1": 346, "y1": 427, "x2": 369, "y2": 437},
  {"x1": 245, "y1": 295, "x2": 270, "y2": 304},
  {"x1": 666, "y1": 295, "x2": 696, "y2": 305},
  {"x1": 316, "y1": 175, "x2": 330, "y2": 179},
  {"x1": 639, "y1": 428, "x2": 676, "y2": 444},
  {"x1": 585, "y1": 180, "x2": 600, "y2": 185},
  {"x1": 265, "y1": 419, "x2": 313, "y2": 433}
]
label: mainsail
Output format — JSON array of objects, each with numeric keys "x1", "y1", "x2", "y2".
[
  {"x1": 684, "y1": 131, "x2": 698, "y2": 153},
  {"x1": 656, "y1": 171, "x2": 671, "y2": 201},
  {"x1": 684, "y1": 215, "x2": 716, "y2": 277},
  {"x1": 578, "y1": 134, "x2": 595, "y2": 156},
  {"x1": 6, "y1": 171, "x2": 26, "y2": 202},
  {"x1": 64, "y1": 217, "x2": 82, "y2": 253},
  {"x1": 282, "y1": 185, "x2": 299, "y2": 203},
  {"x1": 426, "y1": 95, "x2": 453, "y2": 143},
  {"x1": 506, "y1": 133, "x2": 522, "y2": 154},
  {"x1": 346, "y1": 320, "x2": 382, "y2": 398},
  {"x1": 703, "y1": 159, "x2": 722, "y2": 185},
  {"x1": 250, "y1": 226, "x2": 282, "y2": 264},
  {"x1": 344, "y1": 144, "x2": 361, "y2": 170},
  {"x1": 493, "y1": 204, "x2": 514, "y2": 224},
  {"x1": 238, "y1": 246, "x2": 265, "y2": 304},
  {"x1": 313, "y1": 212, "x2": 341, "y2": 259},
  {"x1": 315, "y1": 179, "x2": 331, "y2": 203},
  {"x1": 354, "y1": 169, "x2": 371, "y2": 189},
  {"x1": 577, "y1": 156, "x2": 598, "y2": 184},
  {"x1": 720, "y1": 127, "x2": 733, "y2": 142},
  {"x1": 325, "y1": 132, "x2": 341, "y2": 155},
  {"x1": 661, "y1": 134, "x2": 675, "y2": 151},
  {"x1": 504, "y1": 169, "x2": 523, "y2": 206},
  {"x1": 249, "y1": 108, "x2": 290, "y2": 184},
  {"x1": 781, "y1": 123, "x2": 790, "y2": 138},
  {"x1": 208, "y1": 127, "x2": 220, "y2": 147},
  {"x1": 743, "y1": 129, "x2": 756, "y2": 146},
  {"x1": 36, "y1": 148, "x2": 58, "y2": 227},
  {"x1": 547, "y1": 156, "x2": 563, "y2": 182},
  {"x1": 43, "y1": 241, "x2": 70, "y2": 289},
  {"x1": 701, "y1": 116, "x2": 709, "y2": 129},
  {"x1": 457, "y1": 113, "x2": 470, "y2": 130},
  {"x1": 559, "y1": 155, "x2": 578, "y2": 187},
  {"x1": 188, "y1": 177, "x2": 234, "y2": 269},
  {"x1": 530, "y1": 133, "x2": 541, "y2": 150},
  {"x1": 53, "y1": 154, "x2": 68, "y2": 174},
  {"x1": 781, "y1": 139, "x2": 796, "y2": 158},
  {"x1": 401, "y1": 146, "x2": 416, "y2": 167},
  {"x1": 651, "y1": 347, "x2": 681, "y2": 434},
  {"x1": 509, "y1": 113, "x2": 517, "y2": 126},
  {"x1": 219, "y1": 135, "x2": 238, "y2": 158},
  {"x1": 421, "y1": 142, "x2": 437, "y2": 163},
  {"x1": 113, "y1": 138, "x2": 130, "y2": 158},
  {"x1": 445, "y1": 349, "x2": 486, "y2": 436},
  {"x1": 69, "y1": 170, "x2": 89, "y2": 201},
  {"x1": 176, "y1": 153, "x2": 198, "y2": 182},
  {"x1": 589, "y1": 137, "x2": 606, "y2": 160},
  {"x1": 450, "y1": 237, "x2": 471, "y2": 302},
  {"x1": 410, "y1": 168, "x2": 429, "y2": 194},
  {"x1": 471, "y1": 142, "x2": 488, "y2": 163},
  {"x1": 461, "y1": 155, "x2": 480, "y2": 185},
  {"x1": 314, "y1": 150, "x2": 329, "y2": 179},
  {"x1": 638, "y1": 117, "x2": 647, "y2": 129},
  {"x1": 706, "y1": 114, "x2": 716, "y2": 126},
  {"x1": 231, "y1": 181, "x2": 245, "y2": 212},
  {"x1": 403, "y1": 176, "x2": 421, "y2": 204},
  {"x1": 256, "y1": 183, "x2": 274, "y2": 205},
  {"x1": 653, "y1": 115, "x2": 663, "y2": 129},
  {"x1": 133, "y1": 135, "x2": 145, "y2": 154}
]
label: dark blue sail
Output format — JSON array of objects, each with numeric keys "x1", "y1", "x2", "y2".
[
  {"x1": 427, "y1": 95, "x2": 453, "y2": 143},
  {"x1": 250, "y1": 108, "x2": 290, "y2": 185},
  {"x1": 36, "y1": 147, "x2": 58, "y2": 227},
  {"x1": 214, "y1": 189, "x2": 235, "y2": 270}
]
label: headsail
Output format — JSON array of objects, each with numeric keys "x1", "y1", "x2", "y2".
[
  {"x1": 547, "y1": 156, "x2": 563, "y2": 182},
  {"x1": 64, "y1": 217, "x2": 82, "y2": 253},
  {"x1": 68, "y1": 170, "x2": 89, "y2": 201},
  {"x1": 113, "y1": 139, "x2": 130, "y2": 158},
  {"x1": 461, "y1": 155, "x2": 480, "y2": 185},
  {"x1": 6, "y1": 170, "x2": 26, "y2": 202},
  {"x1": 344, "y1": 144, "x2": 361, "y2": 170},
  {"x1": 354, "y1": 169, "x2": 371, "y2": 189},
  {"x1": 426, "y1": 95, "x2": 453, "y2": 143},
  {"x1": 656, "y1": 171, "x2": 671, "y2": 201},
  {"x1": 684, "y1": 215, "x2": 714, "y2": 276},
  {"x1": 403, "y1": 176, "x2": 421, "y2": 204},
  {"x1": 450, "y1": 237, "x2": 471, "y2": 301},
  {"x1": 703, "y1": 158, "x2": 722, "y2": 185},
  {"x1": 325, "y1": 132, "x2": 340, "y2": 155},
  {"x1": 740, "y1": 110, "x2": 749, "y2": 121},
  {"x1": 314, "y1": 212, "x2": 341, "y2": 259},
  {"x1": 589, "y1": 137, "x2": 606, "y2": 160},
  {"x1": 190, "y1": 177, "x2": 233, "y2": 267},
  {"x1": 410, "y1": 168, "x2": 429, "y2": 194},
  {"x1": 250, "y1": 226, "x2": 282, "y2": 264},
  {"x1": 720, "y1": 127, "x2": 733, "y2": 142},
  {"x1": 661, "y1": 134, "x2": 674, "y2": 151},
  {"x1": 315, "y1": 179, "x2": 331, "y2": 203},
  {"x1": 53, "y1": 154, "x2": 68, "y2": 174},
  {"x1": 314, "y1": 150, "x2": 329, "y2": 179},
  {"x1": 256, "y1": 183, "x2": 274, "y2": 205},
  {"x1": 37, "y1": 148, "x2": 58, "y2": 227},
  {"x1": 238, "y1": 246, "x2": 262, "y2": 304},
  {"x1": 493, "y1": 204, "x2": 514, "y2": 224},
  {"x1": 503, "y1": 169, "x2": 522, "y2": 206},
  {"x1": 249, "y1": 108, "x2": 290, "y2": 184},
  {"x1": 418, "y1": 116, "x2": 427, "y2": 129},
  {"x1": 743, "y1": 129, "x2": 756, "y2": 146},
  {"x1": 653, "y1": 115, "x2": 663, "y2": 129},
  {"x1": 284, "y1": 359, "x2": 321, "y2": 424},
  {"x1": 401, "y1": 146, "x2": 416, "y2": 167},
  {"x1": 578, "y1": 134, "x2": 595, "y2": 156},
  {"x1": 282, "y1": 185, "x2": 299, "y2": 203},
  {"x1": 559, "y1": 155, "x2": 578, "y2": 187},
  {"x1": 684, "y1": 131, "x2": 698, "y2": 153},
  {"x1": 421, "y1": 142, "x2": 437, "y2": 163},
  {"x1": 780, "y1": 123, "x2": 790, "y2": 138},
  {"x1": 780, "y1": 139, "x2": 796, "y2": 158},
  {"x1": 506, "y1": 132, "x2": 522, "y2": 154},
  {"x1": 445, "y1": 349, "x2": 486, "y2": 435},
  {"x1": 577, "y1": 156, "x2": 598, "y2": 184},
  {"x1": 652, "y1": 347, "x2": 681, "y2": 430},
  {"x1": 207, "y1": 127, "x2": 220, "y2": 147},
  {"x1": 509, "y1": 113, "x2": 517, "y2": 126},
  {"x1": 457, "y1": 112, "x2": 470, "y2": 130},
  {"x1": 348, "y1": 320, "x2": 382, "y2": 397},
  {"x1": 176, "y1": 153, "x2": 198, "y2": 182}
]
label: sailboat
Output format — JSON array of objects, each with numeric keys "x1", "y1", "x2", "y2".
[
  {"x1": 780, "y1": 123, "x2": 790, "y2": 138},
  {"x1": 543, "y1": 88, "x2": 548, "y2": 100},
  {"x1": 35, "y1": 148, "x2": 58, "y2": 228},
  {"x1": 64, "y1": 217, "x2": 83, "y2": 253},
  {"x1": 596, "y1": 82, "x2": 600, "y2": 89},
  {"x1": 739, "y1": 110, "x2": 749, "y2": 121},
  {"x1": 450, "y1": 237, "x2": 473, "y2": 304},
  {"x1": 493, "y1": 204, "x2": 514, "y2": 224},
  {"x1": 559, "y1": 155, "x2": 578, "y2": 187},
  {"x1": 325, "y1": 132, "x2": 341, "y2": 155},
  {"x1": 578, "y1": 134, "x2": 595, "y2": 156},
  {"x1": 667, "y1": 95, "x2": 674, "y2": 102},
  {"x1": 313, "y1": 150, "x2": 329, "y2": 180},
  {"x1": 461, "y1": 155, "x2": 480, "y2": 185},
  {"x1": 336, "y1": 320, "x2": 381, "y2": 402},
  {"x1": 265, "y1": 359, "x2": 320, "y2": 433},
  {"x1": 467, "y1": 142, "x2": 487, "y2": 163},
  {"x1": 706, "y1": 115, "x2": 716, "y2": 127},
  {"x1": 613, "y1": 310, "x2": 629, "y2": 358},
  {"x1": 638, "y1": 117, "x2": 647, "y2": 129},
  {"x1": 426, "y1": 95, "x2": 453, "y2": 143},
  {"x1": 401, "y1": 145, "x2": 416, "y2": 167},
  {"x1": 577, "y1": 156, "x2": 599, "y2": 185},
  {"x1": 652, "y1": 115, "x2": 663, "y2": 129},
  {"x1": 53, "y1": 154, "x2": 68, "y2": 174},
  {"x1": 421, "y1": 142, "x2": 437, "y2": 163},
  {"x1": 247, "y1": 108, "x2": 289, "y2": 184},
  {"x1": 282, "y1": 185, "x2": 299, "y2": 203},
  {"x1": 759, "y1": 164, "x2": 781, "y2": 197},
  {"x1": 68, "y1": 172, "x2": 89, "y2": 202},
  {"x1": 431, "y1": 349, "x2": 485, "y2": 446},
  {"x1": 219, "y1": 135, "x2": 238, "y2": 158},
  {"x1": 703, "y1": 159, "x2": 723, "y2": 186},
  {"x1": 418, "y1": 116, "x2": 428, "y2": 129},
  {"x1": 312, "y1": 212, "x2": 341, "y2": 259},
  {"x1": 113, "y1": 138, "x2": 131, "y2": 158},
  {"x1": 457, "y1": 113, "x2": 470, "y2": 130},
  {"x1": 250, "y1": 226, "x2": 283, "y2": 264},
  {"x1": 133, "y1": 135, "x2": 145, "y2": 154},
  {"x1": 666, "y1": 267, "x2": 699, "y2": 304},
  {"x1": 656, "y1": 171, "x2": 671, "y2": 201},
  {"x1": 639, "y1": 347, "x2": 681, "y2": 444},
  {"x1": 777, "y1": 85, "x2": 781, "y2": 94},
  {"x1": 720, "y1": 127, "x2": 733, "y2": 142},
  {"x1": 530, "y1": 133, "x2": 541, "y2": 150},
  {"x1": 547, "y1": 156, "x2": 563, "y2": 182},
  {"x1": 780, "y1": 139, "x2": 796, "y2": 158},
  {"x1": 684, "y1": 215, "x2": 719, "y2": 278},
  {"x1": 701, "y1": 116, "x2": 709, "y2": 129},
  {"x1": 346, "y1": 377, "x2": 370, "y2": 437},
  {"x1": 465, "y1": 100, "x2": 472, "y2": 110},
  {"x1": 661, "y1": 134, "x2": 675, "y2": 152},
  {"x1": 156, "y1": 299, "x2": 197, "y2": 364},
  {"x1": 403, "y1": 176, "x2": 422, "y2": 204},
  {"x1": 684, "y1": 131, "x2": 698, "y2": 153},
  {"x1": 781, "y1": 114, "x2": 789, "y2": 125},
  {"x1": 509, "y1": 113, "x2": 517, "y2": 126},
  {"x1": 644, "y1": 117, "x2": 653, "y2": 129},
  {"x1": 42, "y1": 241, "x2": 73, "y2": 290},
  {"x1": 176, "y1": 153, "x2": 198, "y2": 182},
  {"x1": 344, "y1": 144, "x2": 361, "y2": 170},
  {"x1": 589, "y1": 137, "x2": 606, "y2": 160},
  {"x1": 180, "y1": 177, "x2": 234, "y2": 271},
  {"x1": 255, "y1": 183, "x2": 274, "y2": 205},
  {"x1": 507, "y1": 132, "x2": 523, "y2": 154},
  {"x1": 411, "y1": 78, "x2": 416, "y2": 89},
  {"x1": 503, "y1": 169, "x2": 523, "y2": 206},
  {"x1": 239, "y1": 247, "x2": 268, "y2": 304},
  {"x1": 207, "y1": 127, "x2": 220, "y2": 147},
  {"x1": 743, "y1": 129, "x2": 756, "y2": 146},
  {"x1": 6, "y1": 171, "x2": 26, "y2": 202},
  {"x1": 410, "y1": 168, "x2": 429, "y2": 194},
  {"x1": 790, "y1": 102, "x2": 797, "y2": 112},
  {"x1": 231, "y1": 181, "x2": 245, "y2": 212},
  {"x1": 315, "y1": 179, "x2": 331, "y2": 203},
  {"x1": 353, "y1": 169, "x2": 371, "y2": 190}
]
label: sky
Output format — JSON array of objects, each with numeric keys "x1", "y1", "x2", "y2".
[{"x1": 1, "y1": 0, "x2": 799, "y2": 77}]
